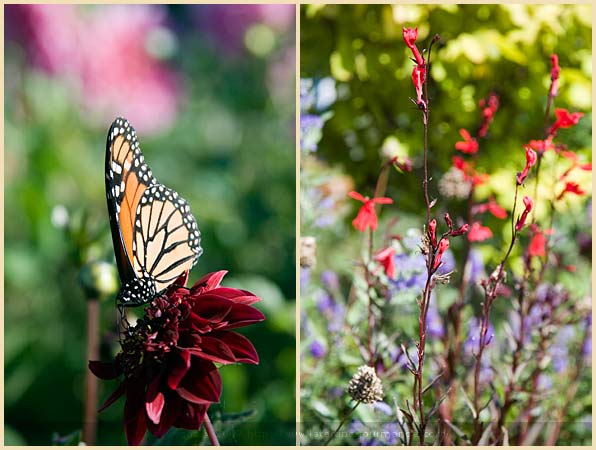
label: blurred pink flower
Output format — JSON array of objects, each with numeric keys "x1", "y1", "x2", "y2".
[
  {"x1": 194, "y1": 5, "x2": 294, "y2": 55},
  {"x1": 6, "y1": 4, "x2": 179, "y2": 135}
]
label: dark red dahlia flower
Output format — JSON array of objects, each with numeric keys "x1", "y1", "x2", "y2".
[{"x1": 89, "y1": 270, "x2": 264, "y2": 445}]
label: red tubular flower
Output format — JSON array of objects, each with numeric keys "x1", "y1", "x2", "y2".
[
  {"x1": 550, "y1": 54, "x2": 560, "y2": 97},
  {"x1": 548, "y1": 108, "x2": 584, "y2": 137},
  {"x1": 467, "y1": 222, "x2": 493, "y2": 242},
  {"x1": 516, "y1": 146, "x2": 538, "y2": 185},
  {"x1": 450, "y1": 223, "x2": 469, "y2": 237},
  {"x1": 89, "y1": 271, "x2": 264, "y2": 445},
  {"x1": 428, "y1": 219, "x2": 437, "y2": 247},
  {"x1": 527, "y1": 138, "x2": 554, "y2": 155},
  {"x1": 515, "y1": 196, "x2": 533, "y2": 231},
  {"x1": 557, "y1": 181, "x2": 586, "y2": 200},
  {"x1": 455, "y1": 128, "x2": 479, "y2": 154},
  {"x1": 349, "y1": 191, "x2": 393, "y2": 232},
  {"x1": 402, "y1": 27, "x2": 424, "y2": 66},
  {"x1": 411, "y1": 65, "x2": 426, "y2": 106},
  {"x1": 477, "y1": 93, "x2": 499, "y2": 138},
  {"x1": 528, "y1": 226, "x2": 547, "y2": 257},
  {"x1": 471, "y1": 197, "x2": 507, "y2": 219},
  {"x1": 433, "y1": 237, "x2": 450, "y2": 271},
  {"x1": 374, "y1": 246, "x2": 396, "y2": 279}
]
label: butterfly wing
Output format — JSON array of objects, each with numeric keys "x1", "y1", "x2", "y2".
[
  {"x1": 105, "y1": 117, "x2": 156, "y2": 285},
  {"x1": 106, "y1": 117, "x2": 202, "y2": 306}
]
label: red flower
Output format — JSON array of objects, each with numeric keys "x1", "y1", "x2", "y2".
[
  {"x1": 550, "y1": 54, "x2": 560, "y2": 97},
  {"x1": 433, "y1": 237, "x2": 450, "y2": 271},
  {"x1": 89, "y1": 271, "x2": 264, "y2": 445},
  {"x1": 349, "y1": 191, "x2": 393, "y2": 232},
  {"x1": 548, "y1": 108, "x2": 584, "y2": 137},
  {"x1": 455, "y1": 128, "x2": 479, "y2": 154},
  {"x1": 478, "y1": 93, "x2": 499, "y2": 138},
  {"x1": 374, "y1": 246, "x2": 396, "y2": 279},
  {"x1": 450, "y1": 223, "x2": 469, "y2": 237},
  {"x1": 526, "y1": 138, "x2": 554, "y2": 154},
  {"x1": 428, "y1": 219, "x2": 437, "y2": 247},
  {"x1": 402, "y1": 27, "x2": 424, "y2": 66},
  {"x1": 472, "y1": 197, "x2": 507, "y2": 219},
  {"x1": 452, "y1": 156, "x2": 489, "y2": 186},
  {"x1": 411, "y1": 65, "x2": 426, "y2": 106},
  {"x1": 557, "y1": 181, "x2": 586, "y2": 200},
  {"x1": 515, "y1": 196, "x2": 533, "y2": 231},
  {"x1": 528, "y1": 228, "x2": 547, "y2": 257},
  {"x1": 467, "y1": 222, "x2": 493, "y2": 242},
  {"x1": 517, "y1": 146, "x2": 538, "y2": 185}
]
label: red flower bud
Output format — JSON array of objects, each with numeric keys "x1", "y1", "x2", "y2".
[
  {"x1": 428, "y1": 219, "x2": 437, "y2": 247},
  {"x1": 515, "y1": 196, "x2": 533, "y2": 231},
  {"x1": 433, "y1": 237, "x2": 450, "y2": 271},
  {"x1": 517, "y1": 146, "x2": 538, "y2": 185},
  {"x1": 450, "y1": 223, "x2": 469, "y2": 237},
  {"x1": 444, "y1": 212, "x2": 453, "y2": 229}
]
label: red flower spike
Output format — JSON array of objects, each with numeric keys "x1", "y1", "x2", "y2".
[
  {"x1": 374, "y1": 246, "x2": 396, "y2": 279},
  {"x1": 428, "y1": 219, "x2": 437, "y2": 247},
  {"x1": 89, "y1": 271, "x2": 264, "y2": 445},
  {"x1": 548, "y1": 108, "x2": 584, "y2": 137},
  {"x1": 468, "y1": 222, "x2": 493, "y2": 242},
  {"x1": 403, "y1": 27, "x2": 424, "y2": 66},
  {"x1": 455, "y1": 128, "x2": 479, "y2": 154},
  {"x1": 517, "y1": 146, "x2": 538, "y2": 185},
  {"x1": 349, "y1": 191, "x2": 393, "y2": 232},
  {"x1": 433, "y1": 238, "x2": 450, "y2": 271},
  {"x1": 450, "y1": 223, "x2": 469, "y2": 237},
  {"x1": 515, "y1": 196, "x2": 533, "y2": 231}
]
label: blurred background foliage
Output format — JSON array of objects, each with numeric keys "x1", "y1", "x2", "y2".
[
  {"x1": 5, "y1": 4, "x2": 295, "y2": 445},
  {"x1": 300, "y1": 4, "x2": 591, "y2": 445}
]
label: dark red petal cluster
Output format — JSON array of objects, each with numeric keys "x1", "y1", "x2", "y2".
[{"x1": 89, "y1": 271, "x2": 265, "y2": 445}]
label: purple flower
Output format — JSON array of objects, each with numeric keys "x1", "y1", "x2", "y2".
[
  {"x1": 309, "y1": 339, "x2": 326, "y2": 359},
  {"x1": 426, "y1": 301, "x2": 445, "y2": 339},
  {"x1": 321, "y1": 270, "x2": 340, "y2": 291},
  {"x1": 464, "y1": 317, "x2": 494, "y2": 384},
  {"x1": 316, "y1": 292, "x2": 345, "y2": 333},
  {"x1": 582, "y1": 314, "x2": 592, "y2": 359},
  {"x1": 301, "y1": 114, "x2": 326, "y2": 152},
  {"x1": 551, "y1": 325, "x2": 575, "y2": 373},
  {"x1": 467, "y1": 249, "x2": 485, "y2": 283},
  {"x1": 300, "y1": 267, "x2": 311, "y2": 292},
  {"x1": 390, "y1": 253, "x2": 427, "y2": 292}
]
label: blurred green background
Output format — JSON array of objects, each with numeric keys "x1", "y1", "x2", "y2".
[{"x1": 5, "y1": 4, "x2": 296, "y2": 445}]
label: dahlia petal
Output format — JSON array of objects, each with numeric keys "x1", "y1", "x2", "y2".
[
  {"x1": 208, "y1": 287, "x2": 261, "y2": 305},
  {"x1": 147, "y1": 391, "x2": 182, "y2": 438},
  {"x1": 124, "y1": 383, "x2": 148, "y2": 445},
  {"x1": 174, "y1": 403, "x2": 208, "y2": 431},
  {"x1": 212, "y1": 331, "x2": 260, "y2": 364},
  {"x1": 190, "y1": 295, "x2": 234, "y2": 322},
  {"x1": 177, "y1": 359, "x2": 222, "y2": 404},
  {"x1": 88, "y1": 360, "x2": 120, "y2": 380},
  {"x1": 221, "y1": 304, "x2": 266, "y2": 329},
  {"x1": 146, "y1": 390, "x2": 165, "y2": 425},
  {"x1": 186, "y1": 335, "x2": 237, "y2": 364},
  {"x1": 191, "y1": 270, "x2": 228, "y2": 295},
  {"x1": 167, "y1": 349, "x2": 191, "y2": 390},
  {"x1": 98, "y1": 381, "x2": 126, "y2": 412}
]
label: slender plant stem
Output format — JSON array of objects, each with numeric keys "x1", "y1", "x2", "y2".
[
  {"x1": 324, "y1": 402, "x2": 360, "y2": 445},
  {"x1": 366, "y1": 227, "x2": 375, "y2": 365},
  {"x1": 203, "y1": 411, "x2": 220, "y2": 446},
  {"x1": 83, "y1": 298, "x2": 100, "y2": 445}
]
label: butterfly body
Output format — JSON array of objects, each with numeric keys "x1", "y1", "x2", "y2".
[{"x1": 105, "y1": 117, "x2": 202, "y2": 306}]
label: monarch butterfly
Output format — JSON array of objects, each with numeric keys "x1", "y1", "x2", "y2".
[{"x1": 105, "y1": 117, "x2": 202, "y2": 307}]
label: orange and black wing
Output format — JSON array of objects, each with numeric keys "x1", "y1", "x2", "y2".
[{"x1": 106, "y1": 117, "x2": 202, "y2": 306}]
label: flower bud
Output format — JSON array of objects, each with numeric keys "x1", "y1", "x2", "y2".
[{"x1": 347, "y1": 365, "x2": 384, "y2": 404}]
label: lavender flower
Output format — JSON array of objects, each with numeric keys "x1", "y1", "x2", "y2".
[
  {"x1": 321, "y1": 270, "x2": 340, "y2": 291},
  {"x1": 551, "y1": 325, "x2": 575, "y2": 373},
  {"x1": 309, "y1": 339, "x2": 326, "y2": 359}
]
